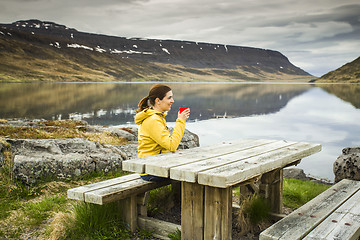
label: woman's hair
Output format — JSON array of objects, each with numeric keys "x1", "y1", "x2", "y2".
[{"x1": 137, "y1": 84, "x2": 172, "y2": 112}]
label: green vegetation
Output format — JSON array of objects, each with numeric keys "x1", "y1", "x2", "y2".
[
  {"x1": 283, "y1": 178, "x2": 330, "y2": 209},
  {"x1": 315, "y1": 56, "x2": 360, "y2": 83}
]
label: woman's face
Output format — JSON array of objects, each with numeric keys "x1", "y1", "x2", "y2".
[{"x1": 156, "y1": 90, "x2": 174, "y2": 112}]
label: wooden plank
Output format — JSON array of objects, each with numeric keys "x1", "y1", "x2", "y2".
[
  {"x1": 198, "y1": 142, "x2": 321, "y2": 188},
  {"x1": 145, "y1": 139, "x2": 276, "y2": 177},
  {"x1": 260, "y1": 169, "x2": 283, "y2": 214},
  {"x1": 204, "y1": 186, "x2": 232, "y2": 240},
  {"x1": 170, "y1": 140, "x2": 295, "y2": 182},
  {"x1": 122, "y1": 195, "x2": 137, "y2": 232},
  {"x1": 84, "y1": 178, "x2": 170, "y2": 204},
  {"x1": 259, "y1": 179, "x2": 360, "y2": 240},
  {"x1": 181, "y1": 182, "x2": 204, "y2": 240},
  {"x1": 303, "y1": 188, "x2": 360, "y2": 240},
  {"x1": 122, "y1": 139, "x2": 274, "y2": 174},
  {"x1": 138, "y1": 216, "x2": 181, "y2": 240},
  {"x1": 67, "y1": 173, "x2": 141, "y2": 201}
]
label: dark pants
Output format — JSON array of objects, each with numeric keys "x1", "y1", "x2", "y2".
[{"x1": 140, "y1": 174, "x2": 168, "y2": 182}]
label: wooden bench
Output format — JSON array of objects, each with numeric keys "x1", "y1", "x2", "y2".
[
  {"x1": 67, "y1": 173, "x2": 178, "y2": 237},
  {"x1": 260, "y1": 179, "x2": 360, "y2": 240}
]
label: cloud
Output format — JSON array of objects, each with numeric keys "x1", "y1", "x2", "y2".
[{"x1": 0, "y1": 0, "x2": 359, "y2": 76}]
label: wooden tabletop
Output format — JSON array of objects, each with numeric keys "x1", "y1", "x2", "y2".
[{"x1": 122, "y1": 139, "x2": 321, "y2": 188}]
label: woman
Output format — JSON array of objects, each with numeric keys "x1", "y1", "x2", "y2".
[{"x1": 135, "y1": 84, "x2": 190, "y2": 181}]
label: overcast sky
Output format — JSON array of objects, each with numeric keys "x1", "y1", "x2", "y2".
[{"x1": 1, "y1": 0, "x2": 360, "y2": 77}]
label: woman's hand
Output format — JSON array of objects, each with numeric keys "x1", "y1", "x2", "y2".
[{"x1": 178, "y1": 108, "x2": 190, "y2": 121}]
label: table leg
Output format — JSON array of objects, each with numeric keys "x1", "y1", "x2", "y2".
[
  {"x1": 181, "y1": 182, "x2": 204, "y2": 240},
  {"x1": 204, "y1": 186, "x2": 232, "y2": 240},
  {"x1": 260, "y1": 168, "x2": 283, "y2": 214}
]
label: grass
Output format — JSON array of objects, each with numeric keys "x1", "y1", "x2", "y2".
[{"x1": 283, "y1": 178, "x2": 330, "y2": 209}]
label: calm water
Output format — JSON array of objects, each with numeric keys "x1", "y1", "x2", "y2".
[{"x1": 1, "y1": 82, "x2": 360, "y2": 181}]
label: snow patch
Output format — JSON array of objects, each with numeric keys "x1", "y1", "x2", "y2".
[
  {"x1": 133, "y1": 45, "x2": 138, "y2": 48},
  {"x1": 50, "y1": 42, "x2": 61, "y2": 49},
  {"x1": 162, "y1": 48, "x2": 170, "y2": 54},
  {"x1": 67, "y1": 43, "x2": 93, "y2": 51},
  {"x1": 110, "y1": 49, "x2": 153, "y2": 55},
  {"x1": 95, "y1": 46, "x2": 106, "y2": 53},
  {"x1": 0, "y1": 31, "x2": 4, "y2": 35},
  {"x1": 224, "y1": 45, "x2": 228, "y2": 52},
  {"x1": 71, "y1": 33, "x2": 74, "y2": 38}
]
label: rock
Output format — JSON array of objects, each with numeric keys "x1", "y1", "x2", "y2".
[
  {"x1": 170, "y1": 128, "x2": 200, "y2": 149},
  {"x1": 0, "y1": 141, "x2": 4, "y2": 168},
  {"x1": 283, "y1": 168, "x2": 309, "y2": 181},
  {"x1": 333, "y1": 146, "x2": 360, "y2": 182},
  {"x1": 9, "y1": 138, "x2": 125, "y2": 184},
  {"x1": 80, "y1": 125, "x2": 137, "y2": 142}
]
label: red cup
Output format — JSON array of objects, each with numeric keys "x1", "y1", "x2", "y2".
[{"x1": 179, "y1": 107, "x2": 189, "y2": 114}]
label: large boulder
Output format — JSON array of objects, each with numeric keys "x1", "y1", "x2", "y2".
[
  {"x1": 8, "y1": 138, "x2": 125, "y2": 184},
  {"x1": 333, "y1": 146, "x2": 360, "y2": 182}
]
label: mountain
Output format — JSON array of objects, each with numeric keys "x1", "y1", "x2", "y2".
[
  {"x1": 314, "y1": 56, "x2": 360, "y2": 83},
  {"x1": 0, "y1": 19, "x2": 313, "y2": 82}
]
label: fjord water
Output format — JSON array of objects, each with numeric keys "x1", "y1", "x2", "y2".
[{"x1": 1, "y1": 82, "x2": 360, "y2": 181}]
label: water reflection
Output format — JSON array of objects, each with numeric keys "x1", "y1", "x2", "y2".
[{"x1": 0, "y1": 82, "x2": 312, "y2": 124}]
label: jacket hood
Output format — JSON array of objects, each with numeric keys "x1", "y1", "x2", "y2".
[{"x1": 134, "y1": 108, "x2": 165, "y2": 125}]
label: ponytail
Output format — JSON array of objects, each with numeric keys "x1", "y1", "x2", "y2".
[
  {"x1": 137, "y1": 96, "x2": 150, "y2": 113},
  {"x1": 136, "y1": 84, "x2": 172, "y2": 113}
]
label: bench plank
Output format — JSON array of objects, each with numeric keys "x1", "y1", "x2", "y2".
[
  {"x1": 122, "y1": 139, "x2": 275, "y2": 174},
  {"x1": 170, "y1": 140, "x2": 296, "y2": 183},
  {"x1": 303, "y1": 189, "x2": 360, "y2": 240},
  {"x1": 67, "y1": 173, "x2": 170, "y2": 205},
  {"x1": 84, "y1": 178, "x2": 170, "y2": 205},
  {"x1": 198, "y1": 142, "x2": 321, "y2": 188},
  {"x1": 67, "y1": 173, "x2": 141, "y2": 201},
  {"x1": 259, "y1": 179, "x2": 360, "y2": 240}
]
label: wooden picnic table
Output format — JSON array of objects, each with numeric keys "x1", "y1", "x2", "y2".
[{"x1": 122, "y1": 138, "x2": 321, "y2": 240}]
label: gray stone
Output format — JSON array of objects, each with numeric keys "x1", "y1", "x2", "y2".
[
  {"x1": 283, "y1": 168, "x2": 309, "y2": 181},
  {"x1": 0, "y1": 141, "x2": 4, "y2": 168},
  {"x1": 79, "y1": 125, "x2": 137, "y2": 142},
  {"x1": 10, "y1": 138, "x2": 124, "y2": 184},
  {"x1": 169, "y1": 128, "x2": 200, "y2": 149},
  {"x1": 333, "y1": 146, "x2": 360, "y2": 182}
]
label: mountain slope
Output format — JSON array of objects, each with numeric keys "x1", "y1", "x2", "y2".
[
  {"x1": 315, "y1": 56, "x2": 360, "y2": 83},
  {"x1": 0, "y1": 19, "x2": 313, "y2": 82}
]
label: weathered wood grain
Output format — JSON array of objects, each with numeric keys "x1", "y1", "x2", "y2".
[
  {"x1": 303, "y1": 188, "x2": 360, "y2": 240},
  {"x1": 84, "y1": 178, "x2": 170, "y2": 205},
  {"x1": 259, "y1": 179, "x2": 360, "y2": 240},
  {"x1": 198, "y1": 142, "x2": 321, "y2": 188},
  {"x1": 204, "y1": 186, "x2": 232, "y2": 240},
  {"x1": 122, "y1": 139, "x2": 274, "y2": 175},
  {"x1": 138, "y1": 216, "x2": 181, "y2": 240},
  {"x1": 170, "y1": 140, "x2": 295, "y2": 182},
  {"x1": 181, "y1": 182, "x2": 204, "y2": 240},
  {"x1": 67, "y1": 173, "x2": 140, "y2": 201}
]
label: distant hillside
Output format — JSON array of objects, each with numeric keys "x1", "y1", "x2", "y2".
[
  {"x1": 0, "y1": 19, "x2": 313, "y2": 82},
  {"x1": 315, "y1": 56, "x2": 360, "y2": 83}
]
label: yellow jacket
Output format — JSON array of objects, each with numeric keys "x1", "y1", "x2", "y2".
[{"x1": 135, "y1": 108, "x2": 186, "y2": 158}]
